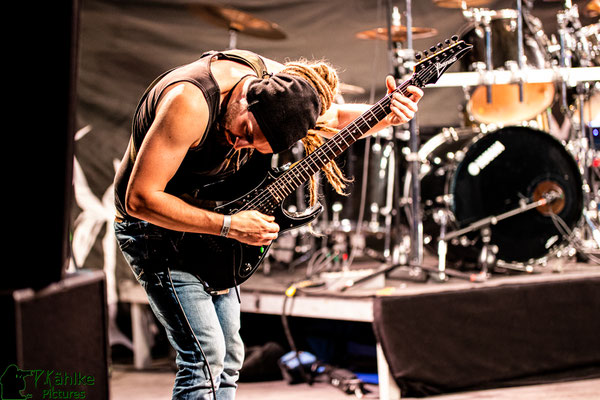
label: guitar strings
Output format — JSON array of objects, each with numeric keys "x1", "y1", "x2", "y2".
[
  {"x1": 240, "y1": 65, "x2": 434, "y2": 213},
  {"x1": 237, "y1": 54, "x2": 443, "y2": 214}
]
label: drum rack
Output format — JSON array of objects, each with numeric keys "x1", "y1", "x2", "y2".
[{"x1": 433, "y1": 67, "x2": 600, "y2": 88}]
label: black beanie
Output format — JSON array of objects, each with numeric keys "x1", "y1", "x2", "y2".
[{"x1": 246, "y1": 73, "x2": 321, "y2": 153}]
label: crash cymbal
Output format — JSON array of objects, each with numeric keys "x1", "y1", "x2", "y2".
[
  {"x1": 585, "y1": 0, "x2": 600, "y2": 18},
  {"x1": 356, "y1": 25, "x2": 438, "y2": 42},
  {"x1": 433, "y1": 0, "x2": 491, "y2": 8},
  {"x1": 189, "y1": 3, "x2": 286, "y2": 39}
]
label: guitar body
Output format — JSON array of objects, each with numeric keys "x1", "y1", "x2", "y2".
[{"x1": 178, "y1": 165, "x2": 323, "y2": 291}]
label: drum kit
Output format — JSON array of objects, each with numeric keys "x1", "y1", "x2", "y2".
[
  {"x1": 194, "y1": 1, "x2": 600, "y2": 284},
  {"x1": 321, "y1": 0, "x2": 600, "y2": 285}
]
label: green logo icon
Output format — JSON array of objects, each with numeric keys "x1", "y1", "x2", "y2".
[{"x1": 1, "y1": 364, "x2": 32, "y2": 400}]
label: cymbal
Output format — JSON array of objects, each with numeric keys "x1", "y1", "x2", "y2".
[
  {"x1": 188, "y1": 3, "x2": 286, "y2": 40},
  {"x1": 355, "y1": 25, "x2": 438, "y2": 42},
  {"x1": 585, "y1": 0, "x2": 600, "y2": 18},
  {"x1": 433, "y1": 0, "x2": 492, "y2": 8},
  {"x1": 339, "y1": 82, "x2": 366, "y2": 95}
]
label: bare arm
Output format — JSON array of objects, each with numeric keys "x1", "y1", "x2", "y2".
[{"x1": 124, "y1": 82, "x2": 279, "y2": 245}]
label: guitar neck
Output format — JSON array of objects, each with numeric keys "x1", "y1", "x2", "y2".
[{"x1": 271, "y1": 76, "x2": 417, "y2": 200}]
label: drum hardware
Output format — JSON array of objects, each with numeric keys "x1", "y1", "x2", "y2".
[
  {"x1": 516, "y1": 0, "x2": 526, "y2": 103},
  {"x1": 436, "y1": 190, "x2": 564, "y2": 277},
  {"x1": 556, "y1": 1, "x2": 580, "y2": 114},
  {"x1": 477, "y1": 228, "x2": 498, "y2": 277},
  {"x1": 585, "y1": 0, "x2": 600, "y2": 17},
  {"x1": 456, "y1": 4, "x2": 556, "y2": 125},
  {"x1": 463, "y1": 7, "x2": 496, "y2": 104},
  {"x1": 568, "y1": 81, "x2": 600, "y2": 255}
]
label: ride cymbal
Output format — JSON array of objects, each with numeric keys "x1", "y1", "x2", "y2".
[
  {"x1": 355, "y1": 25, "x2": 438, "y2": 42},
  {"x1": 189, "y1": 3, "x2": 286, "y2": 39}
]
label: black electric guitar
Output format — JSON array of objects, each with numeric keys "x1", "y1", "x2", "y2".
[{"x1": 180, "y1": 37, "x2": 473, "y2": 291}]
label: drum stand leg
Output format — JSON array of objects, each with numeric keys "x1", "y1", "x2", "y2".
[
  {"x1": 434, "y1": 211, "x2": 490, "y2": 283},
  {"x1": 477, "y1": 228, "x2": 498, "y2": 275},
  {"x1": 572, "y1": 84, "x2": 600, "y2": 258}
]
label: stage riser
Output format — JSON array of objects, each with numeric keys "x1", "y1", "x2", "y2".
[{"x1": 373, "y1": 276, "x2": 600, "y2": 397}]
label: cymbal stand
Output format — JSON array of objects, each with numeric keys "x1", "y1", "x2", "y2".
[
  {"x1": 461, "y1": 7, "x2": 495, "y2": 104},
  {"x1": 396, "y1": 0, "x2": 425, "y2": 271},
  {"x1": 516, "y1": 0, "x2": 525, "y2": 103},
  {"x1": 556, "y1": 0, "x2": 580, "y2": 114},
  {"x1": 228, "y1": 28, "x2": 239, "y2": 49},
  {"x1": 341, "y1": 0, "x2": 428, "y2": 291}
]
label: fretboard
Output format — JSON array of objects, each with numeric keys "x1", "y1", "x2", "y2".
[{"x1": 265, "y1": 76, "x2": 416, "y2": 204}]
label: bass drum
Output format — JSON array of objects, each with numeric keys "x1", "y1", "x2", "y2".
[{"x1": 418, "y1": 126, "x2": 583, "y2": 267}]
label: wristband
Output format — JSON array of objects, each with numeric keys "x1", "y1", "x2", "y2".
[{"x1": 220, "y1": 215, "x2": 231, "y2": 237}]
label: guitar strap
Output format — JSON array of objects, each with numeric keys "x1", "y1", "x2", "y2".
[
  {"x1": 214, "y1": 49, "x2": 272, "y2": 80},
  {"x1": 128, "y1": 50, "x2": 271, "y2": 164}
]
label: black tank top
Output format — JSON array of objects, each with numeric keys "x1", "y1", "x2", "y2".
[{"x1": 114, "y1": 50, "x2": 271, "y2": 219}]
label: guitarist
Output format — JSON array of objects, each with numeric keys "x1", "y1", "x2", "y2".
[{"x1": 113, "y1": 49, "x2": 422, "y2": 399}]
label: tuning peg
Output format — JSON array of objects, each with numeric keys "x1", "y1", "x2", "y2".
[
  {"x1": 452, "y1": 35, "x2": 459, "y2": 42},
  {"x1": 437, "y1": 42, "x2": 443, "y2": 49},
  {"x1": 445, "y1": 39, "x2": 451, "y2": 45},
  {"x1": 423, "y1": 50, "x2": 429, "y2": 57},
  {"x1": 429, "y1": 46, "x2": 436, "y2": 53},
  {"x1": 415, "y1": 52, "x2": 422, "y2": 60}
]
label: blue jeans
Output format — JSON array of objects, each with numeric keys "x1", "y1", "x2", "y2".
[{"x1": 115, "y1": 219, "x2": 244, "y2": 400}]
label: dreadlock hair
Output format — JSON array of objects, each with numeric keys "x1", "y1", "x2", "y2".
[{"x1": 281, "y1": 60, "x2": 352, "y2": 206}]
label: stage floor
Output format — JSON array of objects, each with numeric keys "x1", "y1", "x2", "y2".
[
  {"x1": 117, "y1": 246, "x2": 600, "y2": 399},
  {"x1": 109, "y1": 362, "x2": 600, "y2": 400}
]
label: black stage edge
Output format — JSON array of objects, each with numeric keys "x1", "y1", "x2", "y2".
[{"x1": 373, "y1": 274, "x2": 600, "y2": 397}]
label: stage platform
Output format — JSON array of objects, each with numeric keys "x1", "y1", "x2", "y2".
[
  {"x1": 118, "y1": 249, "x2": 600, "y2": 399},
  {"x1": 109, "y1": 363, "x2": 600, "y2": 400}
]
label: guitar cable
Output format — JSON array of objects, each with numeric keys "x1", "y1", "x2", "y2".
[
  {"x1": 281, "y1": 282, "x2": 313, "y2": 385},
  {"x1": 167, "y1": 268, "x2": 218, "y2": 400}
]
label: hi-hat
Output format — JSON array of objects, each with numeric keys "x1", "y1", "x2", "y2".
[
  {"x1": 356, "y1": 25, "x2": 438, "y2": 42},
  {"x1": 585, "y1": 0, "x2": 600, "y2": 18},
  {"x1": 189, "y1": 3, "x2": 286, "y2": 39},
  {"x1": 433, "y1": 0, "x2": 491, "y2": 8}
]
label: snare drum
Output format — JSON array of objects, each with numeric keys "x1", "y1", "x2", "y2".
[
  {"x1": 415, "y1": 126, "x2": 583, "y2": 267},
  {"x1": 459, "y1": 9, "x2": 556, "y2": 125}
]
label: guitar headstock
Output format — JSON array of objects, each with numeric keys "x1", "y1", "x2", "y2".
[{"x1": 412, "y1": 36, "x2": 473, "y2": 87}]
